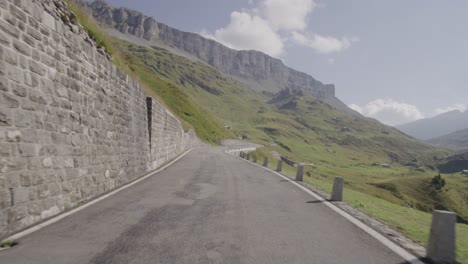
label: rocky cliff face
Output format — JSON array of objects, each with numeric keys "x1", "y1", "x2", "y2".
[{"x1": 85, "y1": 0, "x2": 355, "y2": 113}]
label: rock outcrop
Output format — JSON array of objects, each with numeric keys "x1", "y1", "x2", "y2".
[{"x1": 85, "y1": 0, "x2": 355, "y2": 114}]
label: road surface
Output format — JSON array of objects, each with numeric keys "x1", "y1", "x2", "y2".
[{"x1": 0, "y1": 147, "x2": 410, "y2": 264}]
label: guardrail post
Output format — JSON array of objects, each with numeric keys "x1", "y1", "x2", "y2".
[
  {"x1": 263, "y1": 157, "x2": 268, "y2": 166},
  {"x1": 330, "y1": 177, "x2": 343, "y2": 201},
  {"x1": 295, "y1": 164, "x2": 304, "y2": 181},
  {"x1": 253, "y1": 153, "x2": 257, "y2": 163},
  {"x1": 277, "y1": 160, "x2": 283, "y2": 172},
  {"x1": 427, "y1": 210, "x2": 456, "y2": 264}
]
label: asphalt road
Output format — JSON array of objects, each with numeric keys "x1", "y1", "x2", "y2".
[{"x1": 0, "y1": 147, "x2": 410, "y2": 264}]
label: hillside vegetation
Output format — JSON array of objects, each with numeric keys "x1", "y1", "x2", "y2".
[{"x1": 110, "y1": 38, "x2": 467, "y2": 220}]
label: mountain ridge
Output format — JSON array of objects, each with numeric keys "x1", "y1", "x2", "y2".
[
  {"x1": 429, "y1": 127, "x2": 468, "y2": 153},
  {"x1": 396, "y1": 110, "x2": 468, "y2": 140},
  {"x1": 84, "y1": 0, "x2": 356, "y2": 114}
]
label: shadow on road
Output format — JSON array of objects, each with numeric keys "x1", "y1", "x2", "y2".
[
  {"x1": 306, "y1": 200, "x2": 326, "y2": 204},
  {"x1": 398, "y1": 257, "x2": 431, "y2": 264}
]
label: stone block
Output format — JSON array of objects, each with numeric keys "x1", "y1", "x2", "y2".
[
  {"x1": 12, "y1": 83, "x2": 27, "y2": 97},
  {"x1": 0, "y1": 143, "x2": 13, "y2": 157},
  {"x1": 29, "y1": 90, "x2": 48, "y2": 105},
  {"x1": 0, "y1": 106, "x2": 12, "y2": 126},
  {"x1": 29, "y1": 60, "x2": 46, "y2": 76},
  {"x1": 13, "y1": 0, "x2": 22, "y2": 8},
  {"x1": 330, "y1": 177, "x2": 344, "y2": 201},
  {"x1": 276, "y1": 160, "x2": 283, "y2": 172},
  {"x1": 0, "y1": 77, "x2": 8, "y2": 92},
  {"x1": 0, "y1": 189, "x2": 9, "y2": 209},
  {"x1": 26, "y1": 26, "x2": 41, "y2": 41},
  {"x1": 0, "y1": 0, "x2": 7, "y2": 9},
  {"x1": 18, "y1": 143, "x2": 37, "y2": 157},
  {"x1": 13, "y1": 39, "x2": 31, "y2": 56},
  {"x1": 3, "y1": 157, "x2": 27, "y2": 172},
  {"x1": 4, "y1": 47, "x2": 18, "y2": 65},
  {"x1": 39, "y1": 145, "x2": 57, "y2": 156},
  {"x1": 41, "y1": 11, "x2": 56, "y2": 31},
  {"x1": 6, "y1": 130, "x2": 22, "y2": 142},
  {"x1": 427, "y1": 210, "x2": 456, "y2": 264},
  {"x1": 19, "y1": 172, "x2": 30, "y2": 187},
  {"x1": 0, "y1": 19, "x2": 20, "y2": 38},
  {"x1": 6, "y1": 64, "x2": 24, "y2": 83},
  {"x1": 295, "y1": 164, "x2": 304, "y2": 182},
  {"x1": 14, "y1": 110, "x2": 32, "y2": 128},
  {"x1": 13, "y1": 187, "x2": 29, "y2": 204},
  {"x1": 3, "y1": 93, "x2": 20, "y2": 108},
  {"x1": 42, "y1": 157, "x2": 52, "y2": 168},
  {"x1": 22, "y1": 33, "x2": 36, "y2": 47},
  {"x1": 0, "y1": 30, "x2": 10, "y2": 45},
  {"x1": 263, "y1": 157, "x2": 268, "y2": 167},
  {"x1": 9, "y1": 4, "x2": 27, "y2": 23}
]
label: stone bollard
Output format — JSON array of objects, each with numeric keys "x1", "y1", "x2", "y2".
[
  {"x1": 330, "y1": 177, "x2": 344, "y2": 201},
  {"x1": 240, "y1": 151, "x2": 244, "y2": 158},
  {"x1": 295, "y1": 164, "x2": 304, "y2": 181},
  {"x1": 427, "y1": 210, "x2": 457, "y2": 264},
  {"x1": 263, "y1": 157, "x2": 268, "y2": 167},
  {"x1": 277, "y1": 160, "x2": 283, "y2": 172},
  {"x1": 246, "y1": 153, "x2": 250, "y2": 160},
  {"x1": 253, "y1": 153, "x2": 257, "y2": 163}
]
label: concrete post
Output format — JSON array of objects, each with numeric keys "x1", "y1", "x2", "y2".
[
  {"x1": 295, "y1": 164, "x2": 304, "y2": 181},
  {"x1": 277, "y1": 160, "x2": 283, "y2": 172},
  {"x1": 330, "y1": 177, "x2": 344, "y2": 201},
  {"x1": 263, "y1": 157, "x2": 268, "y2": 166},
  {"x1": 253, "y1": 153, "x2": 257, "y2": 163},
  {"x1": 246, "y1": 153, "x2": 250, "y2": 160},
  {"x1": 427, "y1": 210, "x2": 457, "y2": 264}
]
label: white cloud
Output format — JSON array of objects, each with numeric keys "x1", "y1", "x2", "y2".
[
  {"x1": 291, "y1": 32, "x2": 358, "y2": 54},
  {"x1": 433, "y1": 103, "x2": 466, "y2": 116},
  {"x1": 201, "y1": 0, "x2": 356, "y2": 57},
  {"x1": 261, "y1": 0, "x2": 316, "y2": 31},
  {"x1": 349, "y1": 99, "x2": 424, "y2": 126},
  {"x1": 211, "y1": 11, "x2": 284, "y2": 57}
]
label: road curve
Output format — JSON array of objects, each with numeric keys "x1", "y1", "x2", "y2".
[{"x1": 0, "y1": 147, "x2": 409, "y2": 264}]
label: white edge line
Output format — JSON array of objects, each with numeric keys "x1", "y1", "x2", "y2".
[
  {"x1": 3, "y1": 148, "x2": 194, "y2": 243},
  {"x1": 226, "y1": 148, "x2": 424, "y2": 264}
]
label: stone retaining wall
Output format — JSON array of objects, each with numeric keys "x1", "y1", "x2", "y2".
[{"x1": 0, "y1": 0, "x2": 198, "y2": 238}]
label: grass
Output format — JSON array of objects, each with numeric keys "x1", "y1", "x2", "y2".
[
  {"x1": 0, "y1": 240, "x2": 18, "y2": 248},
  {"x1": 65, "y1": 0, "x2": 115, "y2": 56}
]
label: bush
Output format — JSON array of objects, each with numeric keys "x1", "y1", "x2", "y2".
[{"x1": 431, "y1": 174, "x2": 446, "y2": 190}]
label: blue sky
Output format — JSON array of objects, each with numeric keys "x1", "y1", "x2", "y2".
[{"x1": 106, "y1": 0, "x2": 468, "y2": 125}]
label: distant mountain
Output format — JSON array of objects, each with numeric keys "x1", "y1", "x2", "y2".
[
  {"x1": 84, "y1": 0, "x2": 356, "y2": 114},
  {"x1": 396, "y1": 110, "x2": 468, "y2": 140},
  {"x1": 428, "y1": 128, "x2": 468, "y2": 153}
]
